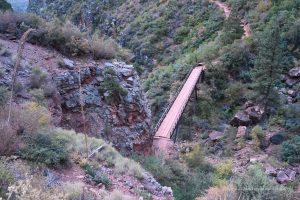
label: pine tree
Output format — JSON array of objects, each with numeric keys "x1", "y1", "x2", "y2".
[{"x1": 251, "y1": 23, "x2": 286, "y2": 114}]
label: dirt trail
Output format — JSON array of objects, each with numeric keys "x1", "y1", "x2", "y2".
[
  {"x1": 211, "y1": 0, "x2": 251, "y2": 38},
  {"x1": 212, "y1": 0, "x2": 231, "y2": 19}
]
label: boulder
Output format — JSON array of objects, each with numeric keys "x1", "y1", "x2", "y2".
[
  {"x1": 287, "y1": 89, "x2": 296, "y2": 98},
  {"x1": 270, "y1": 134, "x2": 284, "y2": 145},
  {"x1": 276, "y1": 171, "x2": 290, "y2": 184},
  {"x1": 289, "y1": 67, "x2": 300, "y2": 78},
  {"x1": 286, "y1": 77, "x2": 300, "y2": 87},
  {"x1": 285, "y1": 169, "x2": 296, "y2": 181},
  {"x1": 230, "y1": 111, "x2": 251, "y2": 127},
  {"x1": 265, "y1": 165, "x2": 277, "y2": 176},
  {"x1": 209, "y1": 131, "x2": 224, "y2": 141},
  {"x1": 60, "y1": 58, "x2": 75, "y2": 70},
  {"x1": 260, "y1": 138, "x2": 270, "y2": 150},
  {"x1": 236, "y1": 126, "x2": 247, "y2": 138},
  {"x1": 245, "y1": 105, "x2": 264, "y2": 123}
]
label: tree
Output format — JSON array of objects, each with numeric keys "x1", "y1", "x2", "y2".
[
  {"x1": 0, "y1": 0, "x2": 12, "y2": 11},
  {"x1": 250, "y1": 23, "x2": 288, "y2": 114}
]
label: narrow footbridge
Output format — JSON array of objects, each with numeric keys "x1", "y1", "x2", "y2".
[{"x1": 153, "y1": 64, "x2": 205, "y2": 152}]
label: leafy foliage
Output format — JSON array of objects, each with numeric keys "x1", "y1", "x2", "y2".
[
  {"x1": 281, "y1": 135, "x2": 300, "y2": 164},
  {"x1": 0, "y1": 0, "x2": 11, "y2": 11},
  {"x1": 19, "y1": 132, "x2": 70, "y2": 167},
  {"x1": 99, "y1": 68, "x2": 128, "y2": 104},
  {"x1": 234, "y1": 164, "x2": 292, "y2": 200}
]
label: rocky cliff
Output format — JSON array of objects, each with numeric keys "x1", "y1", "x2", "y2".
[{"x1": 0, "y1": 38, "x2": 152, "y2": 152}]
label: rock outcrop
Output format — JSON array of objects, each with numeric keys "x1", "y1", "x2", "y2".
[
  {"x1": 230, "y1": 102, "x2": 264, "y2": 127},
  {"x1": 54, "y1": 61, "x2": 152, "y2": 152},
  {"x1": 0, "y1": 38, "x2": 152, "y2": 153}
]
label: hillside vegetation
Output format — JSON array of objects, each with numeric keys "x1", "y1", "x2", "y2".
[{"x1": 0, "y1": 0, "x2": 299, "y2": 199}]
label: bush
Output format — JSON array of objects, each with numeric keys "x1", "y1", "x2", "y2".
[
  {"x1": 56, "y1": 129, "x2": 144, "y2": 179},
  {"x1": 103, "y1": 190, "x2": 132, "y2": 200},
  {"x1": 0, "y1": 163, "x2": 13, "y2": 198},
  {"x1": 197, "y1": 183, "x2": 237, "y2": 200},
  {"x1": 0, "y1": 0, "x2": 11, "y2": 11},
  {"x1": 0, "y1": 86, "x2": 9, "y2": 107},
  {"x1": 30, "y1": 89, "x2": 46, "y2": 106},
  {"x1": 19, "y1": 131, "x2": 70, "y2": 167},
  {"x1": 251, "y1": 125, "x2": 265, "y2": 150},
  {"x1": 63, "y1": 182, "x2": 84, "y2": 200},
  {"x1": 184, "y1": 145, "x2": 205, "y2": 168},
  {"x1": 281, "y1": 135, "x2": 300, "y2": 164},
  {"x1": 0, "y1": 103, "x2": 51, "y2": 155},
  {"x1": 234, "y1": 165, "x2": 292, "y2": 200},
  {"x1": 213, "y1": 160, "x2": 233, "y2": 186},
  {"x1": 99, "y1": 69, "x2": 128, "y2": 104},
  {"x1": 135, "y1": 155, "x2": 215, "y2": 200},
  {"x1": 90, "y1": 37, "x2": 116, "y2": 60},
  {"x1": 46, "y1": 20, "x2": 89, "y2": 56},
  {"x1": 0, "y1": 12, "x2": 119, "y2": 58},
  {"x1": 30, "y1": 67, "x2": 48, "y2": 89},
  {"x1": 82, "y1": 164, "x2": 112, "y2": 188},
  {"x1": 0, "y1": 123, "x2": 19, "y2": 156},
  {"x1": 43, "y1": 83, "x2": 57, "y2": 98}
]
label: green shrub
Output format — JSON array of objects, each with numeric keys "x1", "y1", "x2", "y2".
[
  {"x1": 30, "y1": 67, "x2": 47, "y2": 89},
  {"x1": 174, "y1": 27, "x2": 190, "y2": 44},
  {"x1": 251, "y1": 125, "x2": 265, "y2": 150},
  {"x1": 184, "y1": 145, "x2": 205, "y2": 168},
  {"x1": 63, "y1": 182, "x2": 84, "y2": 200},
  {"x1": 99, "y1": 69, "x2": 128, "y2": 104},
  {"x1": 281, "y1": 135, "x2": 300, "y2": 164},
  {"x1": 234, "y1": 165, "x2": 292, "y2": 200},
  {"x1": 30, "y1": 89, "x2": 46, "y2": 106},
  {"x1": 0, "y1": 0, "x2": 12, "y2": 11},
  {"x1": 19, "y1": 131, "x2": 70, "y2": 167},
  {"x1": 135, "y1": 155, "x2": 215, "y2": 200},
  {"x1": 93, "y1": 174, "x2": 111, "y2": 188},
  {"x1": 45, "y1": 20, "x2": 89, "y2": 56},
  {"x1": 0, "y1": 86, "x2": 9, "y2": 107},
  {"x1": 213, "y1": 160, "x2": 233, "y2": 186},
  {"x1": 0, "y1": 163, "x2": 13, "y2": 198},
  {"x1": 82, "y1": 164, "x2": 111, "y2": 188}
]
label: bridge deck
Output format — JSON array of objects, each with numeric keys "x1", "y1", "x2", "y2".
[{"x1": 154, "y1": 66, "x2": 204, "y2": 139}]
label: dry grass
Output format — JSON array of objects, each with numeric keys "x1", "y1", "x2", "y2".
[
  {"x1": 103, "y1": 190, "x2": 132, "y2": 200},
  {"x1": 90, "y1": 37, "x2": 116, "y2": 60},
  {"x1": 0, "y1": 103, "x2": 51, "y2": 156},
  {"x1": 55, "y1": 128, "x2": 145, "y2": 179},
  {"x1": 63, "y1": 181, "x2": 85, "y2": 200},
  {"x1": 197, "y1": 184, "x2": 238, "y2": 200}
]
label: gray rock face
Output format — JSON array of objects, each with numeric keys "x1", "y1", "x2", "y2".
[
  {"x1": 289, "y1": 67, "x2": 300, "y2": 78},
  {"x1": 142, "y1": 172, "x2": 173, "y2": 198},
  {"x1": 59, "y1": 58, "x2": 75, "y2": 70},
  {"x1": 230, "y1": 111, "x2": 251, "y2": 127},
  {"x1": 53, "y1": 61, "x2": 152, "y2": 152}
]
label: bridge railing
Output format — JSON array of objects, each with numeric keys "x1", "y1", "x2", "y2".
[{"x1": 153, "y1": 64, "x2": 202, "y2": 135}]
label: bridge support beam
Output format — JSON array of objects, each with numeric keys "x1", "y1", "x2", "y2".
[{"x1": 173, "y1": 124, "x2": 179, "y2": 143}]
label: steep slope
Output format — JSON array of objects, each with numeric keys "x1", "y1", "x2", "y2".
[{"x1": 0, "y1": 38, "x2": 152, "y2": 152}]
